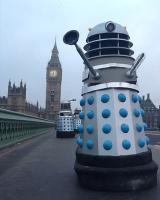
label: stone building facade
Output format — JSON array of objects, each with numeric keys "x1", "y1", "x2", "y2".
[
  {"x1": 140, "y1": 93, "x2": 160, "y2": 130},
  {"x1": 0, "y1": 80, "x2": 46, "y2": 118}
]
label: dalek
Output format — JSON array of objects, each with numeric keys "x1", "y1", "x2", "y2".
[
  {"x1": 63, "y1": 21, "x2": 158, "y2": 191},
  {"x1": 56, "y1": 101, "x2": 75, "y2": 138}
]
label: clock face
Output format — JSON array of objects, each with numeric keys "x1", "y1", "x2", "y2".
[{"x1": 49, "y1": 70, "x2": 57, "y2": 78}]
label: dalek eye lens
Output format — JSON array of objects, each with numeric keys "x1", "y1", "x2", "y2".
[{"x1": 105, "y1": 22, "x2": 115, "y2": 32}]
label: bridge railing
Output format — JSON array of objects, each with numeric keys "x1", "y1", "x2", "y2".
[{"x1": 0, "y1": 108, "x2": 54, "y2": 149}]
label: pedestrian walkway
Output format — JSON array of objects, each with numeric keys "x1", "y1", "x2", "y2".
[{"x1": 0, "y1": 129, "x2": 159, "y2": 200}]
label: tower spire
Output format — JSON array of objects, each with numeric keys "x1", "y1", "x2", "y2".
[
  {"x1": 48, "y1": 38, "x2": 61, "y2": 67},
  {"x1": 54, "y1": 36, "x2": 57, "y2": 49}
]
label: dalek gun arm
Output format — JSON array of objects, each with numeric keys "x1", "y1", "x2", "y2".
[
  {"x1": 63, "y1": 30, "x2": 100, "y2": 80},
  {"x1": 126, "y1": 53, "x2": 145, "y2": 77}
]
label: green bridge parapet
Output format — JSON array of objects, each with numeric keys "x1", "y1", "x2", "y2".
[{"x1": 0, "y1": 108, "x2": 54, "y2": 149}]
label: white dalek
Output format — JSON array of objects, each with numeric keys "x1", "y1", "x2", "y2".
[
  {"x1": 56, "y1": 101, "x2": 75, "y2": 138},
  {"x1": 63, "y1": 21, "x2": 158, "y2": 191}
]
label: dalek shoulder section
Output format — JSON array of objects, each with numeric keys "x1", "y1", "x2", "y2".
[{"x1": 82, "y1": 21, "x2": 145, "y2": 85}]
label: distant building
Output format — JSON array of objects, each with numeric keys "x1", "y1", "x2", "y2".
[
  {"x1": 0, "y1": 80, "x2": 45, "y2": 118},
  {"x1": 140, "y1": 93, "x2": 160, "y2": 131}
]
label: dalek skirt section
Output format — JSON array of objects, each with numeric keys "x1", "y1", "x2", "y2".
[
  {"x1": 56, "y1": 116, "x2": 75, "y2": 138},
  {"x1": 75, "y1": 82, "x2": 158, "y2": 191},
  {"x1": 77, "y1": 83, "x2": 148, "y2": 156}
]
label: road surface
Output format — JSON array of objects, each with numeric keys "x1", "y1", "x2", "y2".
[{"x1": 0, "y1": 129, "x2": 159, "y2": 200}]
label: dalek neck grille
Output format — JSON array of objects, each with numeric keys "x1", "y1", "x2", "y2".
[{"x1": 84, "y1": 21, "x2": 134, "y2": 59}]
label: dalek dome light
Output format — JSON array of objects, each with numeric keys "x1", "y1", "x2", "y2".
[
  {"x1": 87, "y1": 21, "x2": 129, "y2": 38},
  {"x1": 84, "y1": 21, "x2": 134, "y2": 59}
]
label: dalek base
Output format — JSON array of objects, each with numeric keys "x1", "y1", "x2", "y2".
[
  {"x1": 56, "y1": 131, "x2": 75, "y2": 138},
  {"x1": 74, "y1": 149, "x2": 158, "y2": 191}
]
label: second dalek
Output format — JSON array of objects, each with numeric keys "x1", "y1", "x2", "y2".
[
  {"x1": 56, "y1": 101, "x2": 75, "y2": 138},
  {"x1": 63, "y1": 21, "x2": 158, "y2": 191}
]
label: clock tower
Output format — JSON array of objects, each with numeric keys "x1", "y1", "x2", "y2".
[{"x1": 46, "y1": 41, "x2": 62, "y2": 120}]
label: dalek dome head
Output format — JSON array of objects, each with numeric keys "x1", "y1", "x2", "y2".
[{"x1": 84, "y1": 21, "x2": 134, "y2": 60}]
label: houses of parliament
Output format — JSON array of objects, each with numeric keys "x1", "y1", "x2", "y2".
[{"x1": 0, "y1": 41, "x2": 62, "y2": 120}]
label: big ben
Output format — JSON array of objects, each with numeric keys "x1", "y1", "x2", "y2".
[{"x1": 46, "y1": 41, "x2": 62, "y2": 120}]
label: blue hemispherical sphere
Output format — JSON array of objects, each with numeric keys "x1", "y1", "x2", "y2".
[
  {"x1": 144, "y1": 123, "x2": 148, "y2": 131},
  {"x1": 140, "y1": 108, "x2": 145, "y2": 116},
  {"x1": 133, "y1": 109, "x2": 140, "y2": 117},
  {"x1": 79, "y1": 111, "x2": 85, "y2": 119},
  {"x1": 132, "y1": 94, "x2": 138, "y2": 103},
  {"x1": 103, "y1": 140, "x2": 112, "y2": 150},
  {"x1": 138, "y1": 95, "x2": 142, "y2": 103},
  {"x1": 87, "y1": 140, "x2": 94, "y2": 149},
  {"x1": 138, "y1": 139, "x2": 145, "y2": 148},
  {"x1": 121, "y1": 124, "x2": 129, "y2": 133},
  {"x1": 102, "y1": 109, "x2": 111, "y2": 118},
  {"x1": 87, "y1": 110, "x2": 94, "y2": 119},
  {"x1": 87, "y1": 96, "x2": 94, "y2": 105},
  {"x1": 102, "y1": 124, "x2": 111, "y2": 134},
  {"x1": 78, "y1": 124, "x2": 84, "y2": 133},
  {"x1": 119, "y1": 108, "x2": 128, "y2": 118},
  {"x1": 146, "y1": 136, "x2": 150, "y2": 145},
  {"x1": 136, "y1": 123, "x2": 143, "y2": 132},
  {"x1": 86, "y1": 124, "x2": 94, "y2": 134},
  {"x1": 118, "y1": 93, "x2": 126, "y2": 102},
  {"x1": 80, "y1": 98, "x2": 85, "y2": 106},
  {"x1": 122, "y1": 140, "x2": 131, "y2": 150},
  {"x1": 101, "y1": 94, "x2": 110, "y2": 103},
  {"x1": 76, "y1": 137, "x2": 83, "y2": 147}
]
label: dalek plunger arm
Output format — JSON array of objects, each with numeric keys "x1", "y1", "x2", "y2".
[{"x1": 63, "y1": 30, "x2": 100, "y2": 80}]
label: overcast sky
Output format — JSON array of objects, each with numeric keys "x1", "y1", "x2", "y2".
[{"x1": 0, "y1": 0, "x2": 160, "y2": 110}]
